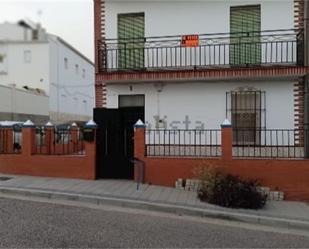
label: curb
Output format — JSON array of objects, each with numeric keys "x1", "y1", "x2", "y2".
[{"x1": 0, "y1": 186, "x2": 309, "y2": 231}]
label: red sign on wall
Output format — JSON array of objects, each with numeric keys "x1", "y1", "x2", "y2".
[{"x1": 181, "y1": 35, "x2": 199, "y2": 47}]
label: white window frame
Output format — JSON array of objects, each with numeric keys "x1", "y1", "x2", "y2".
[
  {"x1": 75, "y1": 64, "x2": 79, "y2": 74},
  {"x1": 24, "y1": 50, "x2": 32, "y2": 64},
  {"x1": 64, "y1": 58, "x2": 68, "y2": 69}
]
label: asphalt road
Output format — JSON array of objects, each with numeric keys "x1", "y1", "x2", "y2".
[{"x1": 0, "y1": 197, "x2": 309, "y2": 248}]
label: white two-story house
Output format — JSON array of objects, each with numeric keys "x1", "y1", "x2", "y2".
[{"x1": 94, "y1": 0, "x2": 308, "y2": 146}]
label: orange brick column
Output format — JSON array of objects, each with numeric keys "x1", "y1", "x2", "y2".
[
  {"x1": 134, "y1": 120, "x2": 146, "y2": 183},
  {"x1": 221, "y1": 119, "x2": 233, "y2": 161},
  {"x1": 70, "y1": 124, "x2": 79, "y2": 153},
  {"x1": 84, "y1": 120, "x2": 98, "y2": 179},
  {"x1": 3, "y1": 127, "x2": 14, "y2": 154},
  {"x1": 0, "y1": 128, "x2": 3, "y2": 152},
  {"x1": 22, "y1": 121, "x2": 36, "y2": 157},
  {"x1": 45, "y1": 125, "x2": 55, "y2": 155}
]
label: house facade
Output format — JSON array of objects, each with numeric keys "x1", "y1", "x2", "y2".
[
  {"x1": 95, "y1": 0, "x2": 308, "y2": 134},
  {"x1": 0, "y1": 20, "x2": 95, "y2": 124},
  {"x1": 94, "y1": 0, "x2": 309, "y2": 190}
]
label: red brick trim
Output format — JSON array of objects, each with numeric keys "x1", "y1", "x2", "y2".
[
  {"x1": 294, "y1": 0, "x2": 305, "y2": 30},
  {"x1": 294, "y1": 78, "x2": 305, "y2": 145},
  {"x1": 97, "y1": 67, "x2": 309, "y2": 83},
  {"x1": 95, "y1": 83, "x2": 102, "y2": 107},
  {"x1": 94, "y1": 0, "x2": 107, "y2": 108},
  {"x1": 94, "y1": 0, "x2": 105, "y2": 73}
]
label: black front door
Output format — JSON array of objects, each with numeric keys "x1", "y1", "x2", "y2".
[{"x1": 94, "y1": 107, "x2": 144, "y2": 179}]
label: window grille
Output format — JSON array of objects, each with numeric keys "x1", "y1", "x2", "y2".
[{"x1": 226, "y1": 90, "x2": 266, "y2": 145}]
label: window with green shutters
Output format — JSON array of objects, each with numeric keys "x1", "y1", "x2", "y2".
[
  {"x1": 230, "y1": 5, "x2": 261, "y2": 66},
  {"x1": 118, "y1": 13, "x2": 145, "y2": 70}
]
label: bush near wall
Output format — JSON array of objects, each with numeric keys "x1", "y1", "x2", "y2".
[{"x1": 195, "y1": 166, "x2": 267, "y2": 209}]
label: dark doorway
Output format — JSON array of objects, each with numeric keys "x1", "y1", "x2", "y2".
[{"x1": 94, "y1": 96, "x2": 145, "y2": 179}]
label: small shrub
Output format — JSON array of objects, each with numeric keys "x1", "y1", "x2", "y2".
[{"x1": 195, "y1": 166, "x2": 267, "y2": 209}]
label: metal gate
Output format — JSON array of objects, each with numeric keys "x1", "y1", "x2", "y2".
[{"x1": 94, "y1": 107, "x2": 144, "y2": 179}]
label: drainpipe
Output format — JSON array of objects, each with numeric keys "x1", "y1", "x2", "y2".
[{"x1": 304, "y1": 0, "x2": 309, "y2": 158}]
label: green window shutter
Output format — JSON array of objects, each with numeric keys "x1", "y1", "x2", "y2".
[
  {"x1": 118, "y1": 13, "x2": 145, "y2": 70},
  {"x1": 230, "y1": 5, "x2": 261, "y2": 65}
]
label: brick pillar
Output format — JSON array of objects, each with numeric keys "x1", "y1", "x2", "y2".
[
  {"x1": 134, "y1": 120, "x2": 146, "y2": 183},
  {"x1": 84, "y1": 120, "x2": 98, "y2": 179},
  {"x1": 70, "y1": 126, "x2": 78, "y2": 153},
  {"x1": 45, "y1": 127, "x2": 55, "y2": 155},
  {"x1": 22, "y1": 126, "x2": 36, "y2": 157},
  {"x1": 3, "y1": 127, "x2": 14, "y2": 154},
  {"x1": 95, "y1": 82, "x2": 103, "y2": 108},
  {"x1": 221, "y1": 119, "x2": 233, "y2": 161},
  {"x1": 0, "y1": 128, "x2": 3, "y2": 153}
]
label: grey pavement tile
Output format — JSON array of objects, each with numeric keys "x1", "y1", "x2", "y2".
[
  {"x1": 175, "y1": 190, "x2": 190, "y2": 205},
  {"x1": 167, "y1": 189, "x2": 183, "y2": 204},
  {"x1": 109, "y1": 181, "x2": 136, "y2": 196},
  {"x1": 134, "y1": 185, "x2": 158, "y2": 200},
  {"x1": 155, "y1": 186, "x2": 175, "y2": 202},
  {"x1": 146, "y1": 186, "x2": 166, "y2": 201}
]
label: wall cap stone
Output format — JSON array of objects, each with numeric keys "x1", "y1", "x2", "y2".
[
  {"x1": 0, "y1": 121, "x2": 14, "y2": 127},
  {"x1": 221, "y1": 119, "x2": 232, "y2": 128},
  {"x1": 23, "y1": 120, "x2": 35, "y2": 128},
  {"x1": 85, "y1": 120, "x2": 97, "y2": 128},
  {"x1": 45, "y1": 121, "x2": 54, "y2": 127},
  {"x1": 135, "y1": 119, "x2": 146, "y2": 128}
]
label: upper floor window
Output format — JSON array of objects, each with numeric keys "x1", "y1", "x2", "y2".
[
  {"x1": 82, "y1": 69, "x2": 86, "y2": 78},
  {"x1": 24, "y1": 50, "x2": 31, "y2": 64},
  {"x1": 0, "y1": 54, "x2": 5, "y2": 63},
  {"x1": 32, "y1": 30, "x2": 39, "y2": 40},
  {"x1": 64, "y1": 58, "x2": 68, "y2": 69},
  {"x1": 118, "y1": 12, "x2": 145, "y2": 70},
  {"x1": 230, "y1": 5, "x2": 261, "y2": 65},
  {"x1": 75, "y1": 64, "x2": 79, "y2": 74}
]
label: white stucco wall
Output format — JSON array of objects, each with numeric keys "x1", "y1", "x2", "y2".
[
  {"x1": 106, "y1": 81, "x2": 295, "y2": 130},
  {"x1": 0, "y1": 84, "x2": 49, "y2": 116},
  {"x1": 0, "y1": 42, "x2": 50, "y2": 91},
  {"x1": 0, "y1": 23, "x2": 32, "y2": 41},
  {"x1": 105, "y1": 0, "x2": 294, "y2": 39},
  {"x1": 48, "y1": 36, "x2": 95, "y2": 121}
]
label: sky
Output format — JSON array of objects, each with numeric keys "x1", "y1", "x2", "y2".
[{"x1": 0, "y1": 0, "x2": 94, "y2": 62}]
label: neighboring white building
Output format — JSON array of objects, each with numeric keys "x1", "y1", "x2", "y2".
[{"x1": 0, "y1": 20, "x2": 95, "y2": 124}]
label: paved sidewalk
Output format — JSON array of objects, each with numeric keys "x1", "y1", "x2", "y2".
[{"x1": 0, "y1": 174, "x2": 309, "y2": 230}]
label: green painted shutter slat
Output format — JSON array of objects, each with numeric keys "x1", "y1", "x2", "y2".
[
  {"x1": 118, "y1": 13, "x2": 145, "y2": 69},
  {"x1": 230, "y1": 5, "x2": 261, "y2": 65}
]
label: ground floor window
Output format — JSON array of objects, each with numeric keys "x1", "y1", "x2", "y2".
[
  {"x1": 226, "y1": 89, "x2": 266, "y2": 145},
  {"x1": 119, "y1": 95, "x2": 145, "y2": 108}
]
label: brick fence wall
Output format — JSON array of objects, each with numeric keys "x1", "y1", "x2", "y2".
[
  {"x1": 134, "y1": 126, "x2": 309, "y2": 201},
  {"x1": 0, "y1": 127, "x2": 96, "y2": 180}
]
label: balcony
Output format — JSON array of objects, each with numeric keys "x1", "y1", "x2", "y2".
[{"x1": 98, "y1": 29, "x2": 304, "y2": 73}]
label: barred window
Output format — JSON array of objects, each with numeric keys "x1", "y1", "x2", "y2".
[{"x1": 226, "y1": 90, "x2": 266, "y2": 145}]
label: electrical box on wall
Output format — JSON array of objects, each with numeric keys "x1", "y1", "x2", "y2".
[{"x1": 83, "y1": 128, "x2": 95, "y2": 142}]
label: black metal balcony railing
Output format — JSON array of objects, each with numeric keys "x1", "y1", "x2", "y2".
[{"x1": 98, "y1": 29, "x2": 304, "y2": 72}]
